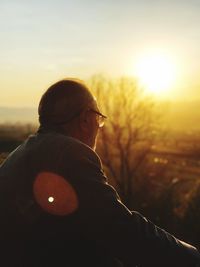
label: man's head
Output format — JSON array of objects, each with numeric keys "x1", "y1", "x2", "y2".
[{"x1": 38, "y1": 79, "x2": 106, "y2": 149}]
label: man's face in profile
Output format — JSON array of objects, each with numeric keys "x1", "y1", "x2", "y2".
[
  {"x1": 85, "y1": 99, "x2": 106, "y2": 150},
  {"x1": 86, "y1": 109, "x2": 100, "y2": 150}
]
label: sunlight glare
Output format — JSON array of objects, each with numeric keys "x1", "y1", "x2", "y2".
[{"x1": 134, "y1": 52, "x2": 177, "y2": 97}]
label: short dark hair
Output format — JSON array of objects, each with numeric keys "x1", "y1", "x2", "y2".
[{"x1": 38, "y1": 79, "x2": 94, "y2": 126}]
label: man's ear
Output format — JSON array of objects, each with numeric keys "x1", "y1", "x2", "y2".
[{"x1": 79, "y1": 110, "x2": 90, "y2": 132}]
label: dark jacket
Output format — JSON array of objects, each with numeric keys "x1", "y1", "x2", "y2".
[{"x1": 0, "y1": 130, "x2": 200, "y2": 267}]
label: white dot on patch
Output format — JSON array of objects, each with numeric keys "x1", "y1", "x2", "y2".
[
  {"x1": 33, "y1": 172, "x2": 78, "y2": 215},
  {"x1": 48, "y1": 196, "x2": 54, "y2": 203}
]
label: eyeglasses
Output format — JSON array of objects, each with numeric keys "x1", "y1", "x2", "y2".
[
  {"x1": 87, "y1": 109, "x2": 107, "y2": 128},
  {"x1": 40, "y1": 107, "x2": 107, "y2": 127}
]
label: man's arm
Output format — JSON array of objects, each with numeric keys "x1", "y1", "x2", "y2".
[
  {"x1": 77, "y1": 179, "x2": 200, "y2": 266},
  {"x1": 68, "y1": 145, "x2": 200, "y2": 267}
]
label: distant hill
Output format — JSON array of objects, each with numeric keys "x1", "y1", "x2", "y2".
[
  {"x1": 0, "y1": 101, "x2": 200, "y2": 131},
  {"x1": 0, "y1": 107, "x2": 37, "y2": 124}
]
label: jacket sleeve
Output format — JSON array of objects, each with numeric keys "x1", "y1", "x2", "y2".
[{"x1": 67, "y1": 145, "x2": 200, "y2": 267}]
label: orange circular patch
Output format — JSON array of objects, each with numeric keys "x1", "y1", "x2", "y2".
[{"x1": 33, "y1": 172, "x2": 78, "y2": 216}]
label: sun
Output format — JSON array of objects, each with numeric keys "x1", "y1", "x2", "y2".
[{"x1": 134, "y1": 52, "x2": 176, "y2": 97}]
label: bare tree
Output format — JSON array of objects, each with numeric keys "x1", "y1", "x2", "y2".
[{"x1": 88, "y1": 75, "x2": 159, "y2": 207}]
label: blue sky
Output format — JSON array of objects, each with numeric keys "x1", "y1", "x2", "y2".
[{"x1": 1, "y1": 0, "x2": 200, "y2": 106}]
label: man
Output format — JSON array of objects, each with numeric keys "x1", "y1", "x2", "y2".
[{"x1": 0, "y1": 79, "x2": 199, "y2": 267}]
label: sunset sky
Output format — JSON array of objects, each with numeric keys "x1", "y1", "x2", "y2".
[{"x1": 1, "y1": 0, "x2": 200, "y2": 107}]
